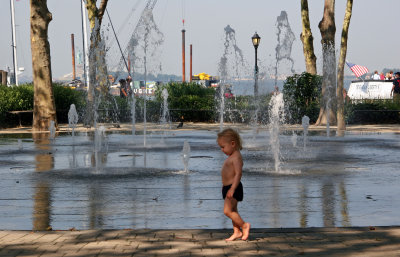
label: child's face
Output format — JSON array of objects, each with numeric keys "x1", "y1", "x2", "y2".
[{"x1": 217, "y1": 137, "x2": 236, "y2": 156}]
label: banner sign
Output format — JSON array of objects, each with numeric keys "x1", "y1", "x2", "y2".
[{"x1": 348, "y1": 81, "x2": 393, "y2": 100}]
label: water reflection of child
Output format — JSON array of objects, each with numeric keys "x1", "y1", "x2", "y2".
[{"x1": 217, "y1": 128, "x2": 250, "y2": 241}]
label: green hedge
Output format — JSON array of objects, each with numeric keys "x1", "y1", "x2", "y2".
[
  {"x1": 283, "y1": 72, "x2": 322, "y2": 124},
  {"x1": 156, "y1": 82, "x2": 216, "y2": 122},
  {"x1": 0, "y1": 84, "x2": 86, "y2": 127},
  {"x1": 2, "y1": 81, "x2": 399, "y2": 127},
  {"x1": 346, "y1": 100, "x2": 400, "y2": 124}
]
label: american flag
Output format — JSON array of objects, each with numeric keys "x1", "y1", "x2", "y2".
[{"x1": 346, "y1": 61, "x2": 369, "y2": 78}]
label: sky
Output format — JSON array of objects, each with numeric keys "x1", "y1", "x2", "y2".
[{"x1": 1, "y1": 0, "x2": 399, "y2": 81}]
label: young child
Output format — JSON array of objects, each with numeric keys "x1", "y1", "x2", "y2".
[{"x1": 217, "y1": 128, "x2": 250, "y2": 241}]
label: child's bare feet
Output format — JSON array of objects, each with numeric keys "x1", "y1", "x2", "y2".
[
  {"x1": 241, "y1": 223, "x2": 251, "y2": 240},
  {"x1": 225, "y1": 231, "x2": 243, "y2": 241}
]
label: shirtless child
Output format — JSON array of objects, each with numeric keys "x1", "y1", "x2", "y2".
[{"x1": 217, "y1": 128, "x2": 250, "y2": 241}]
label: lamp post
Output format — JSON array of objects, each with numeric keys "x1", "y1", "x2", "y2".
[{"x1": 252, "y1": 32, "x2": 261, "y2": 98}]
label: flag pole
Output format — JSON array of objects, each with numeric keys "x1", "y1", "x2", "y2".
[{"x1": 10, "y1": 0, "x2": 18, "y2": 86}]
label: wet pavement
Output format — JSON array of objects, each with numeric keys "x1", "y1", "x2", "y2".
[
  {"x1": 1, "y1": 123, "x2": 400, "y2": 231},
  {"x1": 1, "y1": 123, "x2": 400, "y2": 255},
  {"x1": 1, "y1": 227, "x2": 400, "y2": 256}
]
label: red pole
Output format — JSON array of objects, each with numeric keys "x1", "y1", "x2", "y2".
[
  {"x1": 71, "y1": 34, "x2": 76, "y2": 80},
  {"x1": 182, "y1": 29, "x2": 186, "y2": 82},
  {"x1": 190, "y1": 44, "x2": 192, "y2": 82}
]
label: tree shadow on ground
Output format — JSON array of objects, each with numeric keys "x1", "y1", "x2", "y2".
[{"x1": 1, "y1": 227, "x2": 400, "y2": 256}]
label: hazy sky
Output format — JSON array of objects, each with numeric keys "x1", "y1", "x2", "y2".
[{"x1": 1, "y1": 0, "x2": 399, "y2": 81}]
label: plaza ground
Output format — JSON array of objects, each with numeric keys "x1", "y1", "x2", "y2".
[
  {"x1": 1, "y1": 123, "x2": 400, "y2": 256},
  {"x1": 1, "y1": 227, "x2": 400, "y2": 256}
]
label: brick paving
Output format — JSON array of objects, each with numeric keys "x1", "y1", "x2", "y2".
[{"x1": 1, "y1": 227, "x2": 400, "y2": 256}]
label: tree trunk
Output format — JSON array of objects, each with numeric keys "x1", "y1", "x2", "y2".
[
  {"x1": 316, "y1": 0, "x2": 337, "y2": 126},
  {"x1": 84, "y1": 0, "x2": 109, "y2": 127},
  {"x1": 30, "y1": 0, "x2": 57, "y2": 131},
  {"x1": 337, "y1": 0, "x2": 353, "y2": 136},
  {"x1": 300, "y1": 0, "x2": 317, "y2": 75}
]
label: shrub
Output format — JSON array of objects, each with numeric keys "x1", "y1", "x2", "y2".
[
  {"x1": 0, "y1": 83, "x2": 87, "y2": 127},
  {"x1": 156, "y1": 82, "x2": 216, "y2": 122},
  {"x1": 53, "y1": 84, "x2": 87, "y2": 123},
  {"x1": 0, "y1": 84, "x2": 34, "y2": 127},
  {"x1": 346, "y1": 100, "x2": 400, "y2": 124},
  {"x1": 283, "y1": 72, "x2": 322, "y2": 124}
]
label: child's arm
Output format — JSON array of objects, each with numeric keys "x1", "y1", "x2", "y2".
[{"x1": 226, "y1": 155, "x2": 243, "y2": 198}]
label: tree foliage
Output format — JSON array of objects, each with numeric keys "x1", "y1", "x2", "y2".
[
  {"x1": 283, "y1": 72, "x2": 322, "y2": 123},
  {"x1": 156, "y1": 82, "x2": 216, "y2": 121}
]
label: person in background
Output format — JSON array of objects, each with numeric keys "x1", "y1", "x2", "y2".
[
  {"x1": 119, "y1": 79, "x2": 127, "y2": 98},
  {"x1": 388, "y1": 71, "x2": 394, "y2": 80},
  {"x1": 372, "y1": 70, "x2": 380, "y2": 80},
  {"x1": 380, "y1": 72, "x2": 385, "y2": 80},
  {"x1": 390, "y1": 72, "x2": 400, "y2": 102},
  {"x1": 126, "y1": 76, "x2": 133, "y2": 96}
]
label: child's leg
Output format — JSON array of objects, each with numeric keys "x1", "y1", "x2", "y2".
[
  {"x1": 241, "y1": 222, "x2": 251, "y2": 241},
  {"x1": 224, "y1": 198, "x2": 244, "y2": 241},
  {"x1": 230, "y1": 205, "x2": 242, "y2": 240}
]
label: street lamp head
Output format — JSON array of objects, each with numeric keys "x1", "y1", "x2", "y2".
[{"x1": 252, "y1": 32, "x2": 261, "y2": 48}]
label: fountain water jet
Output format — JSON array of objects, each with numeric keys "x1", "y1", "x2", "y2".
[
  {"x1": 17, "y1": 139, "x2": 22, "y2": 150},
  {"x1": 274, "y1": 11, "x2": 295, "y2": 87},
  {"x1": 291, "y1": 131, "x2": 298, "y2": 148},
  {"x1": 217, "y1": 25, "x2": 249, "y2": 130},
  {"x1": 123, "y1": 6, "x2": 164, "y2": 147},
  {"x1": 131, "y1": 95, "x2": 136, "y2": 137},
  {"x1": 86, "y1": 19, "x2": 120, "y2": 129},
  {"x1": 182, "y1": 140, "x2": 191, "y2": 173},
  {"x1": 268, "y1": 93, "x2": 285, "y2": 172},
  {"x1": 68, "y1": 104, "x2": 79, "y2": 138},
  {"x1": 320, "y1": 43, "x2": 337, "y2": 136},
  {"x1": 160, "y1": 88, "x2": 171, "y2": 138},
  {"x1": 49, "y1": 120, "x2": 56, "y2": 140},
  {"x1": 302, "y1": 115, "x2": 310, "y2": 151}
]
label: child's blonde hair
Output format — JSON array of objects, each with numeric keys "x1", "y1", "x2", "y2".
[{"x1": 217, "y1": 128, "x2": 242, "y2": 150}]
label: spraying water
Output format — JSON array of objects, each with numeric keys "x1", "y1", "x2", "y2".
[
  {"x1": 160, "y1": 88, "x2": 170, "y2": 137},
  {"x1": 68, "y1": 104, "x2": 79, "y2": 169},
  {"x1": 86, "y1": 19, "x2": 120, "y2": 129},
  {"x1": 17, "y1": 139, "x2": 22, "y2": 150},
  {"x1": 321, "y1": 43, "x2": 337, "y2": 137},
  {"x1": 131, "y1": 95, "x2": 136, "y2": 137},
  {"x1": 94, "y1": 125, "x2": 107, "y2": 172},
  {"x1": 291, "y1": 131, "x2": 298, "y2": 148},
  {"x1": 218, "y1": 25, "x2": 248, "y2": 82},
  {"x1": 218, "y1": 83, "x2": 225, "y2": 131},
  {"x1": 268, "y1": 92, "x2": 285, "y2": 173},
  {"x1": 274, "y1": 11, "x2": 295, "y2": 87},
  {"x1": 217, "y1": 25, "x2": 249, "y2": 129},
  {"x1": 326, "y1": 100, "x2": 331, "y2": 137},
  {"x1": 68, "y1": 104, "x2": 79, "y2": 138},
  {"x1": 302, "y1": 115, "x2": 310, "y2": 151},
  {"x1": 182, "y1": 140, "x2": 191, "y2": 173},
  {"x1": 49, "y1": 120, "x2": 56, "y2": 140},
  {"x1": 124, "y1": 6, "x2": 164, "y2": 147}
]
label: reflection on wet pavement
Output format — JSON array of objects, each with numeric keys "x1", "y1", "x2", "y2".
[{"x1": 0, "y1": 129, "x2": 399, "y2": 230}]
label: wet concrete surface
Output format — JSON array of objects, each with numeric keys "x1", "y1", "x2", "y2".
[{"x1": 0, "y1": 123, "x2": 399, "y2": 231}]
